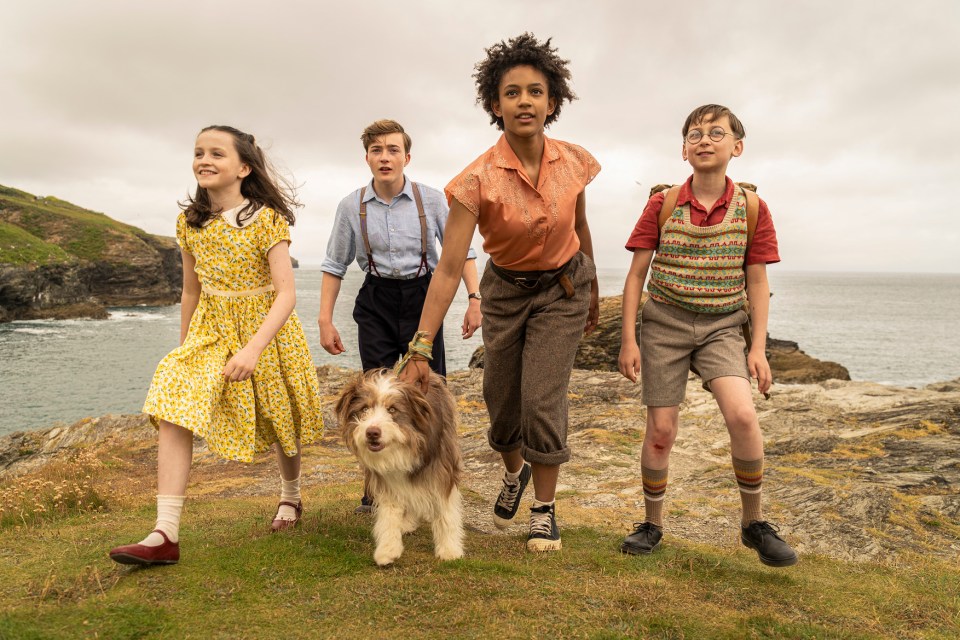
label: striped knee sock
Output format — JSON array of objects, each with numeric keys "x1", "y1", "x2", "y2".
[
  {"x1": 732, "y1": 456, "x2": 764, "y2": 525},
  {"x1": 641, "y1": 465, "x2": 668, "y2": 527}
]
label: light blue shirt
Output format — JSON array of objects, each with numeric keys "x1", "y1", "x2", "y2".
[{"x1": 321, "y1": 178, "x2": 476, "y2": 279}]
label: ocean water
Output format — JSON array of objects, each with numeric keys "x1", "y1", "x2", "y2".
[{"x1": 0, "y1": 268, "x2": 956, "y2": 436}]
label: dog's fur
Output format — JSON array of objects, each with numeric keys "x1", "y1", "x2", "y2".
[{"x1": 336, "y1": 369, "x2": 464, "y2": 566}]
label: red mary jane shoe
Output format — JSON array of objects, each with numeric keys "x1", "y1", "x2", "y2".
[
  {"x1": 271, "y1": 500, "x2": 303, "y2": 532},
  {"x1": 109, "y1": 530, "x2": 180, "y2": 566}
]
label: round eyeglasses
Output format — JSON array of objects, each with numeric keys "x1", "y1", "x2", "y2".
[{"x1": 685, "y1": 127, "x2": 735, "y2": 144}]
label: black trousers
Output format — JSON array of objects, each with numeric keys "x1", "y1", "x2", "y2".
[{"x1": 352, "y1": 272, "x2": 446, "y2": 376}]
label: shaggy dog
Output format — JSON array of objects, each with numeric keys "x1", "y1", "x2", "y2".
[{"x1": 337, "y1": 369, "x2": 464, "y2": 566}]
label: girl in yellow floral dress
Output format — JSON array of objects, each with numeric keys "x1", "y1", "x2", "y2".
[{"x1": 109, "y1": 125, "x2": 323, "y2": 566}]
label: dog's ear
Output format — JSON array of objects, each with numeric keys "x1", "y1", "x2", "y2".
[
  {"x1": 400, "y1": 380, "x2": 441, "y2": 468},
  {"x1": 335, "y1": 373, "x2": 365, "y2": 438}
]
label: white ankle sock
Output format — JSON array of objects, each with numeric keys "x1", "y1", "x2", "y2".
[
  {"x1": 532, "y1": 498, "x2": 555, "y2": 509},
  {"x1": 276, "y1": 475, "x2": 301, "y2": 521},
  {"x1": 140, "y1": 495, "x2": 185, "y2": 546},
  {"x1": 504, "y1": 467, "x2": 522, "y2": 483}
]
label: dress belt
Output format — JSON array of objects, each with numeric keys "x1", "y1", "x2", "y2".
[{"x1": 202, "y1": 284, "x2": 275, "y2": 297}]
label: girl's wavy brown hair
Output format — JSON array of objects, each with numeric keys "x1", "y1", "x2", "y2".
[{"x1": 180, "y1": 125, "x2": 300, "y2": 228}]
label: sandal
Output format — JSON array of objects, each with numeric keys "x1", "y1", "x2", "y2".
[{"x1": 271, "y1": 500, "x2": 303, "y2": 532}]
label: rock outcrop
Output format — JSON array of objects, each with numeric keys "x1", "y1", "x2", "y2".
[
  {"x1": 0, "y1": 185, "x2": 181, "y2": 322},
  {"x1": 469, "y1": 295, "x2": 851, "y2": 383},
  {"x1": 2, "y1": 367, "x2": 957, "y2": 562}
]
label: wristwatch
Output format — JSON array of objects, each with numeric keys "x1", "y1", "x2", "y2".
[{"x1": 468, "y1": 292, "x2": 482, "y2": 301}]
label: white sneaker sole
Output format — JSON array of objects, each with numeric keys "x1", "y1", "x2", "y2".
[{"x1": 526, "y1": 537, "x2": 562, "y2": 552}]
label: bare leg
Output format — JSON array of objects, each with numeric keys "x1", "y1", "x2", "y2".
[
  {"x1": 275, "y1": 441, "x2": 302, "y2": 481},
  {"x1": 531, "y1": 463, "x2": 559, "y2": 502},
  {"x1": 140, "y1": 420, "x2": 193, "y2": 545},
  {"x1": 711, "y1": 377, "x2": 763, "y2": 459},
  {"x1": 500, "y1": 449, "x2": 524, "y2": 474},
  {"x1": 157, "y1": 420, "x2": 194, "y2": 495},
  {"x1": 641, "y1": 406, "x2": 680, "y2": 468}
]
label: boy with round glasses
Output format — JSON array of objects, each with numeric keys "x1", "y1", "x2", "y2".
[{"x1": 617, "y1": 104, "x2": 798, "y2": 567}]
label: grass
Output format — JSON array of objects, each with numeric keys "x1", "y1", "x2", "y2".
[
  {"x1": 0, "y1": 183, "x2": 152, "y2": 264},
  {"x1": 0, "y1": 414, "x2": 956, "y2": 639},
  {"x1": 0, "y1": 221, "x2": 71, "y2": 265},
  {"x1": 0, "y1": 449, "x2": 107, "y2": 528},
  {"x1": 0, "y1": 490, "x2": 957, "y2": 639}
]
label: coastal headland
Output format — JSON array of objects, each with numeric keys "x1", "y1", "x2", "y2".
[{"x1": 0, "y1": 185, "x2": 181, "y2": 322}]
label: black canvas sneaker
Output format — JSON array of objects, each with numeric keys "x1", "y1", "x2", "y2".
[
  {"x1": 492, "y1": 462, "x2": 532, "y2": 529},
  {"x1": 526, "y1": 503, "x2": 561, "y2": 552}
]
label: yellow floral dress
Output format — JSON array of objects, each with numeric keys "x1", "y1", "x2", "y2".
[{"x1": 143, "y1": 206, "x2": 323, "y2": 462}]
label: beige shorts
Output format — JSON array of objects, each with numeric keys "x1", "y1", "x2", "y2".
[{"x1": 640, "y1": 297, "x2": 749, "y2": 406}]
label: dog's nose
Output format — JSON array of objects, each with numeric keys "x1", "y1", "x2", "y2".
[{"x1": 365, "y1": 426, "x2": 381, "y2": 441}]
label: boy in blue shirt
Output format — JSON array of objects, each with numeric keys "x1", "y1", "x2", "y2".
[{"x1": 319, "y1": 119, "x2": 482, "y2": 511}]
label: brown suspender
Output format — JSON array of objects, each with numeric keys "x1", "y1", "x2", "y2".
[
  {"x1": 357, "y1": 186, "x2": 379, "y2": 277},
  {"x1": 410, "y1": 183, "x2": 429, "y2": 276},
  {"x1": 358, "y1": 182, "x2": 429, "y2": 278}
]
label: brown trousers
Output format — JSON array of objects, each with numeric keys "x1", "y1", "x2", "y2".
[{"x1": 480, "y1": 252, "x2": 595, "y2": 465}]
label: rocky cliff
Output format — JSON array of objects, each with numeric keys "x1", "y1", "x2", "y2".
[{"x1": 0, "y1": 185, "x2": 181, "y2": 322}]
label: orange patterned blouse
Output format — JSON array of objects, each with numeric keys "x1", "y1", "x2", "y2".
[{"x1": 445, "y1": 134, "x2": 600, "y2": 271}]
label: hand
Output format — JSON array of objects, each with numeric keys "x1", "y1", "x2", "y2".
[
  {"x1": 461, "y1": 301, "x2": 482, "y2": 339},
  {"x1": 319, "y1": 319, "x2": 345, "y2": 355},
  {"x1": 747, "y1": 347, "x2": 772, "y2": 396},
  {"x1": 223, "y1": 346, "x2": 260, "y2": 382},
  {"x1": 398, "y1": 356, "x2": 431, "y2": 394},
  {"x1": 618, "y1": 342, "x2": 641, "y2": 382},
  {"x1": 584, "y1": 286, "x2": 600, "y2": 335}
]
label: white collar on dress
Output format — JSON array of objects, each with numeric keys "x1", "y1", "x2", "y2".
[{"x1": 205, "y1": 200, "x2": 263, "y2": 228}]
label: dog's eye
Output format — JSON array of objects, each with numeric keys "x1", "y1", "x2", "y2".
[{"x1": 387, "y1": 406, "x2": 397, "y2": 415}]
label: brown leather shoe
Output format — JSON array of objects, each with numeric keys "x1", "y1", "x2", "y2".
[
  {"x1": 271, "y1": 500, "x2": 303, "y2": 532},
  {"x1": 109, "y1": 530, "x2": 180, "y2": 565}
]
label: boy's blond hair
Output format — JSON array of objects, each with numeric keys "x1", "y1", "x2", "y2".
[{"x1": 361, "y1": 119, "x2": 412, "y2": 154}]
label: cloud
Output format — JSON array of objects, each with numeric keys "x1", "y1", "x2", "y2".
[{"x1": 1, "y1": 0, "x2": 958, "y2": 273}]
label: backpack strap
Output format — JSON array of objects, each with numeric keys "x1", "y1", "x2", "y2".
[
  {"x1": 656, "y1": 182, "x2": 759, "y2": 249},
  {"x1": 656, "y1": 185, "x2": 681, "y2": 232},
  {"x1": 742, "y1": 185, "x2": 759, "y2": 248}
]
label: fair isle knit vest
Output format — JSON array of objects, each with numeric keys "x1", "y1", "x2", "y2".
[{"x1": 648, "y1": 187, "x2": 748, "y2": 314}]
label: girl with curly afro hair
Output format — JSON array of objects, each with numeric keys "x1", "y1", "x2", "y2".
[{"x1": 399, "y1": 33, "x2": 601, "y2": 554}]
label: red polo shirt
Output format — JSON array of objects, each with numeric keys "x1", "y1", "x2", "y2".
[{"x1": 625, "y1": 176, "x2": 780, "y2": 265}]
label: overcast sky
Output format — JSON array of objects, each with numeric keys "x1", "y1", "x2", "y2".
[{"x1": 2, "y1": 0, "x2": 958, "y2": 273}]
